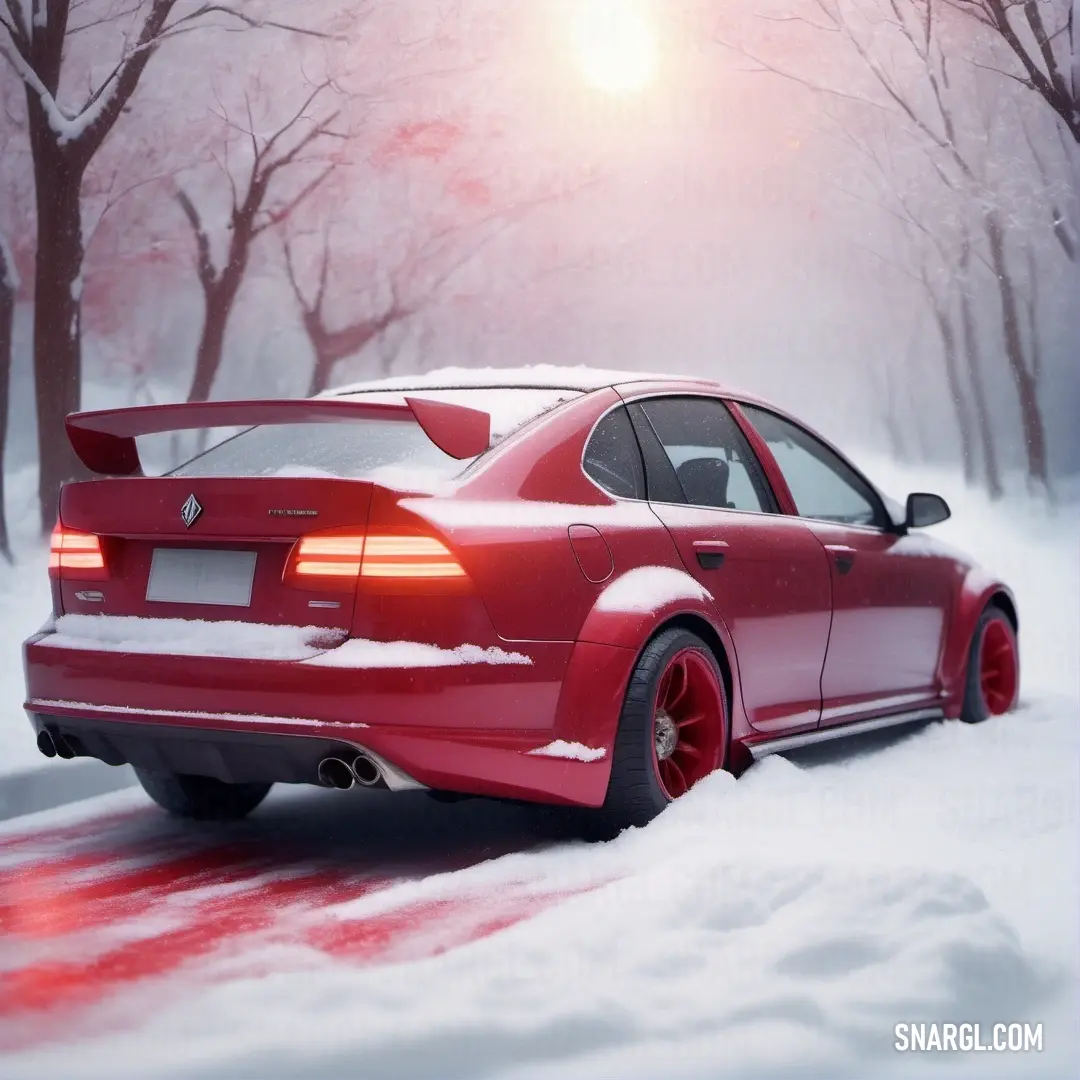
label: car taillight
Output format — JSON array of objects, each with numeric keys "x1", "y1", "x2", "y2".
[
  {"x1": 49, "y1": 525, "x2": 108, "y2": 580},
  {"x1": 283, "y1": 529, "x2": 367, "y2": 590},
  {"x1": 284, "y1": 528, "x2": 467, "y2": 591},
  {"x1": 360, "y1": 534, "x2": 466, "y2": 579},
  {"x1": 294, "y1": 535, "x2": 367, "y2": 578}
]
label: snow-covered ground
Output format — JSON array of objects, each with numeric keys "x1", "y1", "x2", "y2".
[{"x1": 0, "y1": 458, "x2": 1076, "y2": 1078}]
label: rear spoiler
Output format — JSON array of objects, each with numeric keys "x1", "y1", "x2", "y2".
[{"x1": 66, "y1": 397, "x2": 491, "y2": 476}]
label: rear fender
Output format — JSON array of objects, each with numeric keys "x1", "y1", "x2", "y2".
[
  {"x1": 576, "y1": 566, "x2": 729, "y2": 652},
  {"x1": 939, "y1": 570, "x2": 1018, "y2": 717},
  {"x1": 546, "y1": 640, "x2": 636, "y2": 806},
  {"x1": 553, "y1": 567, "x2": 741, "y2": 799}
]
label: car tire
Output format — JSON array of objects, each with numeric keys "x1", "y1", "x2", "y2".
[
  {"x1": 600, "y1": 627, "x2": 728, "y2": 832},
  {"x1": 959, "y1": 605, "x2": 1019, "y2": 724},
  {"x1": 134, "y1": 768, "x2": 272, "y2": 821}
]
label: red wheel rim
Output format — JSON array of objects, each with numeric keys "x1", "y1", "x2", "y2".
[
  {"x1": 651, "y1": 648, "x2": 725, "y2": 800},
  {"x1": 979, "y1": 618, "x2": 1018, "y2": 716}
]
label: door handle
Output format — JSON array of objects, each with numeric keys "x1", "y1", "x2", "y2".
[
  {"x1": 693, "y1": 539, "x2": 728, "y2": 570},
  {"x1": 825, "y1": 545, "x2": 856, "y2": 575}
]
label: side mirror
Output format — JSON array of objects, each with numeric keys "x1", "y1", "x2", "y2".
[{"x1": 905, "y1": 492, "x2": 951, "y2": 529}]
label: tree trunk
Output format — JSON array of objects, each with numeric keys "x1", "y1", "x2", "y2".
[
  {"x1": 984, "y1": 212, "x2": 1050, "y2": 489},
  {"x1": 0, "y1": 243, "x2": 14, "y2": 563},
  {"x1": 32, "y1": 144, "x2": 86, "y2": 533},
  {"x1": 306, "y1": 344, "x2": 335, "y2": 398},
  {"x1": 875, "y1": 361, "x2": 907, "y2": 460},
  {"x1": 186, "y1": 238, "x2": 250, "y2": 403},
  {"x1": 956, "y1": 287, "x2": 1003, "y2": 500},
  {"x1": 880, "y1": 399, "x2": 906, "y2": 461},
  {"x1": 1072, "y1": 1, "x2": 1079, "y2": 105},
  {"x1": 187, "y1": 293, "x2": 231, "y2": 403},
  {"x1": 930, "y1": 305, "x2": 978, "y2": 484}
]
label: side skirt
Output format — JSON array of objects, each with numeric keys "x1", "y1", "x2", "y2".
[{"x1": 746, "y1": 707, "x2": 945, "y2": 760}]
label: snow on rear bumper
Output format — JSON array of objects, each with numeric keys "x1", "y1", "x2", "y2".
[
  {"x1": 23, "y1": 630, "x2": 617, "y2": 805},
  {"x1": 40, "y1": 614, "x2": 534, "y2": 669},
  {"x1": 24, "y1": 626, "x2": 562, "y2": 732}
]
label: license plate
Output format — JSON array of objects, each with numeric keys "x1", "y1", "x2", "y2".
[{"x1": 146, "y1": 549, "x2": 257, "y2": 607}]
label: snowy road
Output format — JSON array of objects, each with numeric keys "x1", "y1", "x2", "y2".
[
  {"x1": 0, "y1": 463, "x2": 1077, "y2": 1078},
  {"x1": 0, "y1": 698, "x2": 1076, "y2": 1079}
]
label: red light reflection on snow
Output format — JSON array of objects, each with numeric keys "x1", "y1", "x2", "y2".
[{"x1": 0, "y1": 815, "x2": 592, "y2": 1048}]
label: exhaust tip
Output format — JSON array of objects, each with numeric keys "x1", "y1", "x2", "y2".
[
  {"x1": 351, "y1": 753, "x2": 382, "y2": 787},
  {"x1": 318, "y1": 757, "x2": 355, "y2": 790},
  {"x1": 36, "y1": 730, "x2": 57, "y2": 758},
  {"x1": 53, "y1": 733, "x2": 78, "y2": 760}
]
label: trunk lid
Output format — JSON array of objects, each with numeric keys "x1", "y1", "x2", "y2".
[{"x1": 57, "y1": 477, "x2": 374, "y2": 629}]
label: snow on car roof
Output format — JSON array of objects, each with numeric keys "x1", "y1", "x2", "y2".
[
  {"x1": 327, "y1": 364, "x2": 716, "y2": 395},
  {"x1": 324, "y1": 385, "x2": 583, "y2": 446}
]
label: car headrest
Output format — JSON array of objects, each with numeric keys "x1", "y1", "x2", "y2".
[{"x1": 676, "y1": 456, "x2": 731, "y2": 508}]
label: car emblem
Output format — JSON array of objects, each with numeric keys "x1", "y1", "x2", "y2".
[{"x1": 180, "y1": 494, "x2": 203, "y2": 528}]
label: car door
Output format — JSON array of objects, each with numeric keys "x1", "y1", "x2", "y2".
[
  {"x1": 738, "y1": 403, "x2": 953, "y2": 725},
  {"x1": 627, "y1": 396, "x2": 833, "y2": 735}
]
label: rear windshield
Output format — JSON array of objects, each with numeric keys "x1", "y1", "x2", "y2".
[
  {"x1": 168, "y1": 388, "x2": 579, "y2": 484},
  {"x1": 170, "y1": 419, "x2": 463, "y2": 484}
]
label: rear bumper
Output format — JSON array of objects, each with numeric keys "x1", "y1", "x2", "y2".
[{"x1": 23, "y1": 632, "x2": 621, "y2": 807}]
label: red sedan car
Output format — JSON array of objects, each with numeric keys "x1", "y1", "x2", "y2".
[{"x1": 24, "y1": 369, "x2": 1019, "y2": 830}]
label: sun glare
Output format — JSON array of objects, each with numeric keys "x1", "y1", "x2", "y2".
[{"x1": 574, "y1": 1, "x2": 659, "y2": 95}]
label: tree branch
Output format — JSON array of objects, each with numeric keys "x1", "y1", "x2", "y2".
[
  {"x1": 175, "y1": 187, "x2": 217, "y2": 291},
  {"x1": 163, "y1": 3, "x2": 331, "y2": 41},
  {"x1": 2, "y1": 0, "x2": 27, "y2": 44},
  {"x1": 1022, "y1": 0, "x2": 1072, "y2": 102},
  {"x1": 255, "y1": 164, "x2": 335, "y2": 236}
]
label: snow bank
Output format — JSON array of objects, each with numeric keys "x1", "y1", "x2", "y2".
[
  {"x1": 526, "y1": 740, "x2": 606, "y2": 762},
  {"x1": 4, "y1": 691, "x2": 1075, "y2": 1080}
]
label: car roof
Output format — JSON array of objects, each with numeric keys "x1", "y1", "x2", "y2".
[{"x1": 327, "y1": 364, "x2": 725, "y2": 396}]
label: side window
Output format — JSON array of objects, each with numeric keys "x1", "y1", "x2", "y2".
[
  {"x1": 583, "y1": 406, "x2": 646, "y2": 499},
  {"x1": 638, "y1": 397, "x2": 774, "y2": 513},
  {"x1": 740, "y1": 404, "x2": 882, "y2": 527}
]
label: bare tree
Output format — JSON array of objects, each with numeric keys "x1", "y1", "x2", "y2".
[
  {"x1": 873, "y1": 352, "x2": 912, "y2": 462},
  {"x1": 1018, "y1": 113, "x2": 1078, "y2": 261},
  {"x1": 282, "y1": 192, "x2": 567, "y2": 395},
  {"x1": 957, "y1": 227, "x2": 1004, "y2": 497},
  {"x1": 0, "y1": 0, "x2": 323, "y2": 530},
  {"x1": 0, "y1": 230, "x2": 16, "y2": 562},
  {"x1": 176, "y1": 83, "x2": 343, "y2": 402},
  {"x1": 283, "y1": 234, "x2": 412, "y2": 396},
  {"x1": 923, "y1": 274, "x2": 980, "y2": 484},
  {"x1": 809, "y1": 110, "x2": 1001, "y2": 490},
  {"x1": 720, "y1": 0, "x2": 1052, "y2": 491},
  {"x1": 948, "y1": 0, "x2": 1078, "y2": 141},
  {"x1": 983, "y1": 211, "x2": 1050, "y2": 489}
]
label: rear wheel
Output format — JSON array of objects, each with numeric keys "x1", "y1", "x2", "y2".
[
  {"x1": 960, "y1": 605, "x2": 1019, "y2": 724},
  {"x1": 601, "y1": 628, "x2": 728, "y2": 831},
  {"x1": 134, "y1": 768, "x2": 272, "y2": 821}
]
